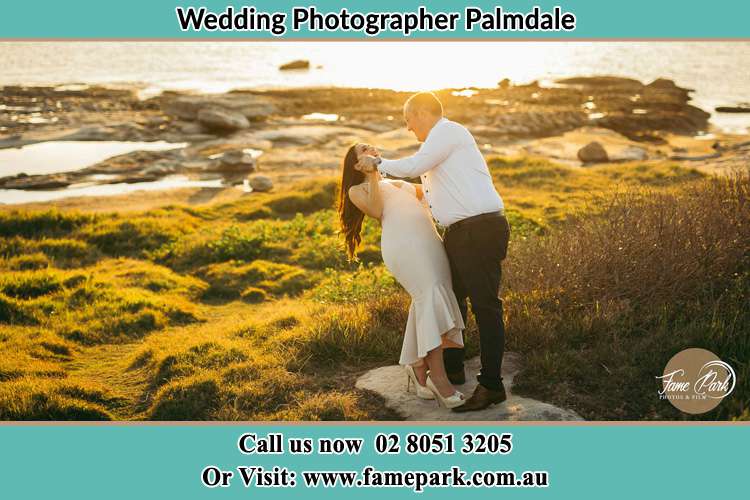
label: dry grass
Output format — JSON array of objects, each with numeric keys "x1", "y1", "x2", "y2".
[
  {"x1": 504, "y1": 173, "x2": 750, "y2": 420},
  {"x1": 0, "y1": 156, "x2": 746, "y2": 420}
]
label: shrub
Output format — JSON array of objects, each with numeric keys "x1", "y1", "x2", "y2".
[
  {"x1": 0, "y1": 271, "x2": 63, "y2": 299},
  {"x1": 265, "y1": 180, "x2": 337, "y2": 214},
  {"x1": 241, "y1": 287, "x2": 267, "y2": 303},
  {"x1": 310, "y1": 265, "x2": 399, "y2": 304},
  {"x1": 149, "y1": 376, "x2": 221, "y2": 420},
  {"x1": 283, "y1": 294, "x2": 409, "y2": 369},
  {"x1": 0, "y1": 210, "x2": 93, "y2": 239},
  {"x1": 5, "y1": 253, "x2": 50, "y2": 271},
  {"x1": 281, "y1": 391, "x2": 367, "y2": 421},
  {"x1": 201, "y1": 260, "x2": 315, "y2": 299},
  {"x1": 504, "y1": 174, "x2": 750, "y2": 420},
  {"x1": 83, "y1": 218, "x2": 185, "y2": 257},
  {"x1": 152, "y1": 342, "x2": 248, "y2": 387},
  {"x1": 0, "y1": 379, "x2": 115, "y2": 420}
]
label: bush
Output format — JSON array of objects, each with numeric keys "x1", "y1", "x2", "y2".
[
  {"x1": 283, "y1": 294, "x2": 409, "y2": 368},
  {"x1": 149, "y1": 376, "x2": 221, "y2": 420},
  {"x1": 0, "y1": 380, "x2": 115, "y2": 420},
  {"x1": 0, "y1": 210, "x2": 94, "y2": 239},
  {"x1": 281, "y1": 392, "x2": 367, "y2": 421},
  {"x1": 310, "y1": 265, "x2": 399, "y2": 304},
  {"x1": 0, "y1": 294, "x2": 37, "y2": 325},
  {"x1": 0, "y1": 271, "x2": 63, "y2": 299},
  {"x1": 152, "y1": 342, "x2": 248, "y2": 387},
  {"x1": 241, "y1": 287, "x2": 268, "y2": 303},
  {"x1": 201, "y1": 260, "x2": 315, "y2": 299},
  {"x1": 265, "y1": 180, "x2": 337, "y2": 214},
  {"x1": 504, "y1": 174, "x2": 750, "y2": 420},
  {"x1": 83, "y1": 218, "x2": 185, "y2": 257},
  {"x1": 5, "y1": 253, "x2": 50, "y2": 271}
]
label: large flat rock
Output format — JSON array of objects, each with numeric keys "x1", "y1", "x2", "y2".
[{"x1": 356, "y1": 353, "x2": 583, "y2": 421}]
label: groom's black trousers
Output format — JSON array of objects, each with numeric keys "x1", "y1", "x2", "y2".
[{"x1": 443, "y1": 212, "x2": 510, "y2": 391}]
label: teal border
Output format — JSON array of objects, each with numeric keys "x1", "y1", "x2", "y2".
[
  {"x1": 1, "y1": 424, "x2": 747, "y2": 498},
  {"x1": 0, "y1": 1, "x2": 749, "y2": 39}
]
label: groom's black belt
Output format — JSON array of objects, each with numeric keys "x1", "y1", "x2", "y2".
[{"x1": 445, "y1": 210, "x2": 505, "y2": 234}]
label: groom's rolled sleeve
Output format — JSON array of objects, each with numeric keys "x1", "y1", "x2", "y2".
[{"x1": 378, "y1": 123, "x2": 455, "y2": 178}]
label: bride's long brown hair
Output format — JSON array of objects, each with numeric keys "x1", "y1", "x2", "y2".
[{"x1": 338, "y1": 144, "x2": 366, "y2": 260}]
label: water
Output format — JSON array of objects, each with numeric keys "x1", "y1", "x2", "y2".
[
  {"x1": 1, "y1": 42, "x2": 748, "y2": 204},
  {"x1": 0, "y1": 141, "x2": 186, "y2": 177},
  {"x1": 1, "y1": 41, "x2": 749, "y2": 132},
  {"x1": 0, "y1": 175, "x2": 224, "y2": 205}
]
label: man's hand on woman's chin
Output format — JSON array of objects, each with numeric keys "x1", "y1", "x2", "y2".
[{"x1": 356, "y1": 154, "x2": 379, "y2": 173}]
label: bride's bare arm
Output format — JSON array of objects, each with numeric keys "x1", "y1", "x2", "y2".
[{"x1": 348, "y1": 173, "x2": 384, "y2": 219}]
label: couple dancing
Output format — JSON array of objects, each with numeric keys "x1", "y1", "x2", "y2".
[{"x1": 337, "y1": 92, "x2": 511, "y2": 412}]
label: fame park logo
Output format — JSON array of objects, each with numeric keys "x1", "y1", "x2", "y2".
[{"x1": 656, "y1": 348, "x2": 736, "y2": 414}]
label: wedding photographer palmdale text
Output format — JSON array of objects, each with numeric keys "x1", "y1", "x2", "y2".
[{"x1": 175, "y1": 6, "x2": 577, "y2": 37}]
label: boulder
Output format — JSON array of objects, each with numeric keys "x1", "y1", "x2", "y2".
[
  {"x1": 279, "y1": 59, "x2": 310, "y2": 71},
  {"x1": 577, "y1": 141, "x2": 609, "y2": 163},
  {"x1": 197, "y1": 107, "x2": 250, "y2": 132},
  {"x1": 253, "y1": 125, "x2": 365, "y2": 146},
  {"x1": 160, "y1": 94, "x2": 277, "y2": 121},
  {"x1": 557, "y1": 76, "x2": 643, "y2": 91},
  {"x1": 356, "y1": 354, "x2": 583, "y2": 421},
  {"x1": 249, "y1": 175, "x2": 273, "y2": 192},
  {"x1": 614, "y1": 145, "x2": 648, "y2": 161},
  {"x1": 646, "y1": 78, "x2": 680, "y2": 90},
  {"x1": 715, "y1": 105, "x2": 750, "y2": 113},
  {"x1": 62, "y1": 125, "x2": 119, "y2": 141},
  {"x1": 216, "y1": 149, "x2": 257, "y2": 173},
  {"x1": 2, "y1": 173, "x2": 71, "y2": 190},
  {"x1": 176, "y1": 121, "x2": 206, "y2": 135}
]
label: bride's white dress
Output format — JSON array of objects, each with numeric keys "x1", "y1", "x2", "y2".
[{"x1": 376, "y1": 179, "x2": 465, "y2": 365}]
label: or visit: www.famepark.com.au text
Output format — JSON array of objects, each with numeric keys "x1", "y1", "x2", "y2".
[{"x1": 232, "y1": 465, "x2": 549, "y2": 492}]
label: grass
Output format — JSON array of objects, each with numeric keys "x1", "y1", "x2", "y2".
[{"x1": 0, "y1": 155, "x2": 747, "y2": 421}]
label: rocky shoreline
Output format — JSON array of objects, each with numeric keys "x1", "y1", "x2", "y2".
[{"x1": 1, "y1": 76, "x2": 747, "y2": 201}]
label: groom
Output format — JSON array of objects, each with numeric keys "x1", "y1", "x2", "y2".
[{"x1": 357, "y1": 92, "x2": 510, "y2": 412}]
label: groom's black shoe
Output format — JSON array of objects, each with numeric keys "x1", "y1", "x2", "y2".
[
  {"x1": 446, "y1": 370, "x2": 466, "y2": 385},
  {"x1": 452, "y1": 384, "x2": 507, "y2": 412}
]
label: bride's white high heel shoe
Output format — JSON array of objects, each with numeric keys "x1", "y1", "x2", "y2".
[
  {"x1": 426, "y1": 376, "x2": 466, "y2": 409},
  {"x1": 405, "y1": 365, "x2": 434, "y2": 400}
]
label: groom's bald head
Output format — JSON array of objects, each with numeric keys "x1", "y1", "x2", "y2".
[
  {"x1": 404, "y1": 92, "x2": 443, "y2": 118},
  {"x1": 403, "y1": 92, "x2": 443, "y2": 142}
]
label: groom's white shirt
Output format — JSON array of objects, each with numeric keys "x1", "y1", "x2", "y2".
[{"x1": 377, "y1": 118, "x2": 504, "y2": 227}]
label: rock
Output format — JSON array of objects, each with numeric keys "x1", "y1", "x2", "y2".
[
  {"x1": 669, "y1": 152, "x2": 722, "y2": 161},
  {"x1": 176, "y1": 121, "x2": 205, "y2": 135},
  {"x1": 498, "y1": 78, "x2": 511, "y2": 89},
  {"x1": 557, "y1": 76, "x2": 643, "y2": 91},
  {"x1": 614, "y1": 145, "x2": 648, "y2": 161},
  {"x1": 2, "y1": 174, "x2": 71, "y2": 190},
  {"x1": 356, "y1": 354, "x2": 583, "y2": 421},
  {"x1": 114, "y1": 173, "x2": 161, "y2": 184},
  {"x1": 715, "y1": 105, "x2": 750, "y2": 113},
  {"x1": 159, "y1": 94, "x2": 277, "y2": 121},
  {"x1": 577, "y1": 141, "x2": 609, "y2": 163},
  {"x1": 197, "y1": 107, "x2": 250, "y2": 132},
  {"x1": 181, "y1": 134, "x2": 217, "y2": 143},
  {"x1": 253, "y1": 125, "x2": 365, "y2": 146},
  {"x1": 142, "y1": 163, "x2": 179, "y2": 176},
  {"x1": 62, "y1": 125, "x2": 119, "y2": 141},
  {"x1": 249, "y1": 175, "x2": 273, "y2": 192},
  {"x1": 215, "y1": 149, "x2": 257, "y2": 173},
  {"x1": 279, "y1": 59, "x2": 310, "y2": 71},
  {"x1": 646, "y1": 78, "x2": 680, "y2": 90}
]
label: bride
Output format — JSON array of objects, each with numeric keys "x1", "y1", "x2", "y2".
[{"x1": 337, "y1": 142, "x2": 466, "y2": 409}]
